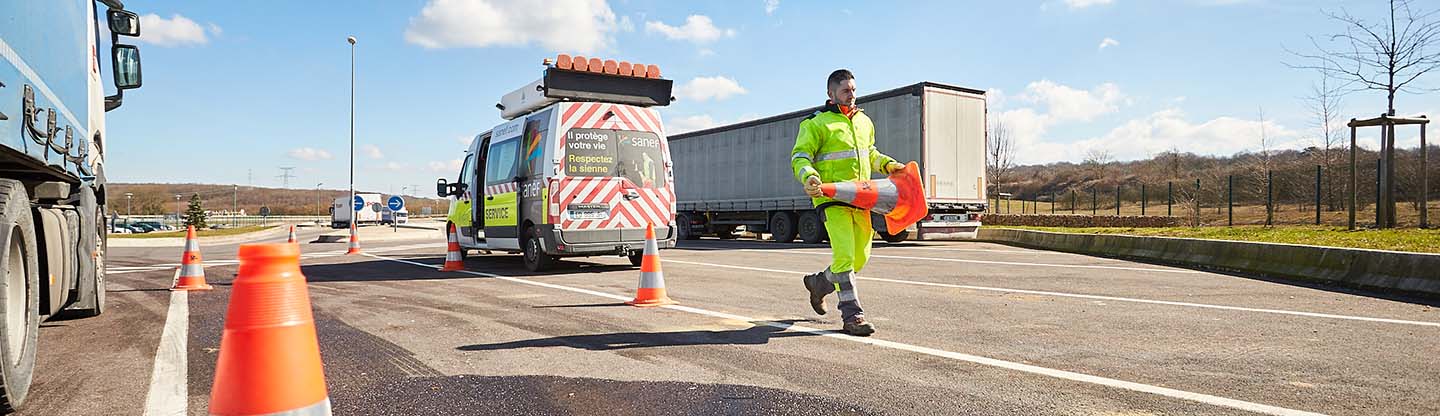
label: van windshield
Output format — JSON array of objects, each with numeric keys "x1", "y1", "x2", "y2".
[{"x1": 564, "y1": 128, "x2": 664, "y2": 188}]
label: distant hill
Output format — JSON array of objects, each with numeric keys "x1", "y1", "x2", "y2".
[{"x1": 106, "y1": 183, "x2": 451, "y2": 216}]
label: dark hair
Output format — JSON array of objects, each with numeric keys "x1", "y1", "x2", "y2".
[{"x1": 827, "y1": 69, "x2": 854, "y2": 91}]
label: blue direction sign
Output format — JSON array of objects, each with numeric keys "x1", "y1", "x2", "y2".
[
  {"x1": 353, "y1": 195, "x2": 365, "y2": 211},
  {"x1": 387, "y1": 195, "x2": 405, "y2": 211}
]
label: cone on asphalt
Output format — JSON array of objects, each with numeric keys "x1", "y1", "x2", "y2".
[
  {"x1": 209, "y1": 243, "x2": 331, "y2": 416},
  {"x1": 287, "y1": 225, "x2": 298, "y2": 244},
  {"x1": 626, "y1": 223, "x2": 676, "y2": 307},
  {"x1": 439, "y1": 223, "x2": 464, "y2": 272},
  {"x1": 171, "y1": 225, "x2": 213, "y2": 291},
  {"x1": 345, "y1": 221, "x2": 361, "y2": 255}
]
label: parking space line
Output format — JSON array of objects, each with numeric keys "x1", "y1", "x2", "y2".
[
  {"x1": 666, "y1": 259, "x2": 1440, "y2": 328},
  {"x1": 364, "y1": 253, "x2": 1327, "y2": 416},
  {"x1": 143, "y1": 270, "x2": 188, "y2": 416},
  {"x1": 738, "y1": 249, "x2": 1203, "y2": 274}
]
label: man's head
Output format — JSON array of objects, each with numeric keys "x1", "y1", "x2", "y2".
[{"x1": 827, "y1": 69, "x2": 857, "y2": 107}]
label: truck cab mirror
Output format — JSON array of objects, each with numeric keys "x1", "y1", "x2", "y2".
[
  {"x1": 112, "y1": 44, "x2": 141, "y2": 90},
  {"x1": 107, "y1": 9, "x2": 140, "y2": 37},
  {"x1": 436, "y1": 178, "x2": 448, "y2": 198}
]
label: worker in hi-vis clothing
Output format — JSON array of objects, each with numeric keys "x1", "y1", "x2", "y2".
[{"x1": 792, "y1": 69, "x2": 909, "y2": 336}]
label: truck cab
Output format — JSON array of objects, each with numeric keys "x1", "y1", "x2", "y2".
[{"x1": 439, "y1": 55, "x2": 676, "y2": 271}]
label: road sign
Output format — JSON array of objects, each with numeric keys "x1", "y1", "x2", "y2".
[
  {"x1": 259, "y1": 206, "x2": 271, "y2": 217},
  {"x1": 387, "y1": 196, "x2": 405, "y2": 211},
  {"x1": 353, "y1": 195, "x2": 365, "y2": 211}
]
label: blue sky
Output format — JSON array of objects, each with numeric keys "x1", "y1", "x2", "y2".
[{"x1": 109, "y1": 0, "x2": 1440, "y2": 193}]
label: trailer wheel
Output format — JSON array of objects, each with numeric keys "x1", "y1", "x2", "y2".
[
  {"x1": 521, "y1": 227, "x2": 554, "y2": 272},
  {"x1": 879, "y1": 230, "x2": 910, "y2": 243},
  {"x1": 798, "y1": 211, "x2": 825, "y2": 244},
  {"x1": 714, "y1": 225, "x2": 738, "y2": 239},
  {"x1": 769, "y1": 212, "x2": 798, "y2": 243},
  {"x1": 0, "y1": 179, "x2": 38, "y2": 411},
  {"x1": 676, "y1": 214, "x2": 699, "y2": 240}
]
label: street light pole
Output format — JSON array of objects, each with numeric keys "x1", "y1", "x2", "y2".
[
  {"x1": 174, "y1": 194, "x2": 182, "y2": 225},
  {"x1": 347, "y1": 35, "x2": 357, "y2": 230},
  {"x1": 316, "y1": 182, "x2": 324, "y2": 217}
]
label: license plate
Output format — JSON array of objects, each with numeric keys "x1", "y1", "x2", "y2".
[{"x1": 569, "y1": 210, "x2": 609, "y2": 220}]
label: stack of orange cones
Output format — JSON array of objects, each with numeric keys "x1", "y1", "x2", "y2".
[
  {"x1": 171, "y1": 225, "x2": 213, "y2": 291},
  {"x1": 345, "y1": 221, "x2": 361, "y2": 255},
  {"x1": 209, "y1": 243, "x2": 331, "y2": 415},
  {"x1": 439, "y1": 223, "x2": 464, "y2": 272},
  {"x1": 287, "y1": 225, "x2": 298, "y2": 244},
  {"x1": 626, "y1": 223, "x2": 676, "y2": 307}
]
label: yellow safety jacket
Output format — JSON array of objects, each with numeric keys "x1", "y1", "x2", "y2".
[{"x1": 791, "y1": 101, "x2": 898, "y2": 206}]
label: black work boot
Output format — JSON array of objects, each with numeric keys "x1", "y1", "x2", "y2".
[
  {"x1": 843, "y1": 316, "x2": 875, "y2": 336},
  {"x1": 802, "y1": 271, "x2": 832, "y2": 315}
]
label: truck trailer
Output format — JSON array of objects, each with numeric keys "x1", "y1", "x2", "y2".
[
  {"x1": 669, "y1": 82, "x2": 987, "y2": 244},
  {"x1": 0, "y1": 0, "x2": 143, "y2": 409}
]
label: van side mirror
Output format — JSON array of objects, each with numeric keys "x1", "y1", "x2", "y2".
[
  {"x1": 108, "y1": 9, "x2": 140, "y2": 37},
  {"x1": 436, "y1": 179, "x2": 448, "y2": 198},
  {"x1": 112, "y1": 44, "x2": 141, "y2": 90}
]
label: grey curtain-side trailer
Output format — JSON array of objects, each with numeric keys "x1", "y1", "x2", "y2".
[{"x1": 669, "y1": 81, "x2": 988, "y2": 244}]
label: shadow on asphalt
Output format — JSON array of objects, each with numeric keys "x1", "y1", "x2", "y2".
[
  {"x1": 456, "y1": 320, "x2": 826, "y2": 352},
  {"x1": 301, "y1": 254, "x2": 643, "y2": 282}
]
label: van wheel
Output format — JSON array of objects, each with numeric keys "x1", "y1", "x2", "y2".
[
  {"x1": 769, "y1": 212, "x2": 798, "y2": 243},
  {"x1": 798, "y1": 211, "x2": 825, "y2": 244},
  {"x1": 0, "y1": 179, "x2": 39, "y2": 411},
  {"x1": 522, "y1": 227, "x2": 553, "y2": 272}
]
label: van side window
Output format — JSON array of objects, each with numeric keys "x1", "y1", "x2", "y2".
[
  {"x1": 458, "y1": 154, "x2": 474, "y2": 184},
  {"x1": 486, "y1": 139, "x2": 520, "y2": 185}
]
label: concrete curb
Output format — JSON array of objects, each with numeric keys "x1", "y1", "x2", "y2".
[{"x1": 977, "y1": 228, "x2": 1440, "y2": 299}]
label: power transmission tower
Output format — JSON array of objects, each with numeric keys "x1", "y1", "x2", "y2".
[{"x1": 276, "y1": 167, "x2": 296, "y2": 189}]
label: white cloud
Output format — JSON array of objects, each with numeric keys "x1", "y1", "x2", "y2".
[
  {"x1": 288, "y1": 147, "x2": 333, "y2": 161},
  {"x1": 698, "y1": 48, "x2": 716, "y2": 57},
  {"x1": 1065, "y1": 0, "x2": 1114, "y2": 9},
  {"x1": 405, "y1": 0, "x2": 620, "y2": 54},
  {"x1": 667, "y1": 115, "x2": 718, "y2": 135},
  {"x1": 764, "y1": 0, "x2": 780, "y2": 15},
  {"x1": 645, "y1": 15, "x2": 736, "y2": 44},
  {"x1": 1070, "y1": 109, "x2": 1302, "y2": 162},
  {"x1": 381, "y1": 162, "x2": 408, "y2": 172},
  {"x1": 362, "y1": 144, "x2": 384, "y2": 159},
  {"x1": 1018, "y1": 80, "x2": 1125, "y2": 122},
  {"x1": 137, "y1": 14, "x2": 209, "y2": 47},
  {"x1": 428, "y1": 159, "x2": 464, "y2": 173},
  {"x1": 207, "y1": 23, "x2": 223, "y2": 37},
  {"x1": 675, "y1": 76, "x2": 747, "y2": 102},
  {"x1": 1098, "y1": 37, "x2": 1119, "y2": 50},
  {"x1": 458, "y1": 136, "x2": 475, "y2": 146},
  {"x1": 619, "y1": 15, "x2": 635, "y2": 32}
]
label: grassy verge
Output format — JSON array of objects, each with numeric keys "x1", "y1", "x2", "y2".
[
  {"x1": 110, "y1": 225, "x2": 274, "y2": 239},
  {"x1": 996, "y1": 225, "x2": 1440, "y2": 254}
]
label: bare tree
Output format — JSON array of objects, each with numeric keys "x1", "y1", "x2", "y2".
[
  {"x1": 987, "y1": 118, "x2": 1016, "y2": 198},
  {"x1": 1289, "y1": 0, "x2": 1440, "y2": 115},
  {"x1": 1303, "y1": 63, "x2": 1346, "y2": 211},
  {"x1": 1082, "y1": 148, "x2": 1113, "y2": 181}
]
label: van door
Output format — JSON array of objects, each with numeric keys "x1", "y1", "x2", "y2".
[{"x1": 482, "y1": 136, "x2": 522, "y2": 249}]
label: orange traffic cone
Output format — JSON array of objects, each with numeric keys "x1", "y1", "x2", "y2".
[
  {"x1": 439, "y1": 223, "x2": 464, "y2": 272},
  {"x1": 345, "y1": 221, "x2": 361, "y2": 255},
  {"x1": 287, "y1": 225, "x2": 298, "y2": 244},
  {"x1": 171, "y1": 225, "x2": 213, "y2": 291},
  {"x1": 209, "y1": 243, "x2": 331, "y2": 416},
  {"x1": 819, "y1": 161, "x2": 930, "y2": 234},
  {"x1": 626, "y1": 224, "x2": 676, "y2": 307}
]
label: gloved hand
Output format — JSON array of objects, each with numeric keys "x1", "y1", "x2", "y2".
[
  {"x1": 804, "y1": 175, "x2": 824, "y2": 198},
  {"x1": 885, "y1": 161, "x2": 907, "y2": 174}
]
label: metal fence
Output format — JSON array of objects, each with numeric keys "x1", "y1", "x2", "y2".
[{"x1": 990, "y1": 162, "x2": 1435, "y2": 229}]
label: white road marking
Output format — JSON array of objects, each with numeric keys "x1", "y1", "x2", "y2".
[
  {"x1": 666, "y1": 259, "x2": 1440, "y2": 328},
  {"x1": 741, "y1": 249, "x2": 1203, "y2": 274},
  {"x1": 365, "y1": 253, "x2": 1328, "y2": 416},
  {"x1": 143, "y1": 270, "x2": 188, "y2": 416}
]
